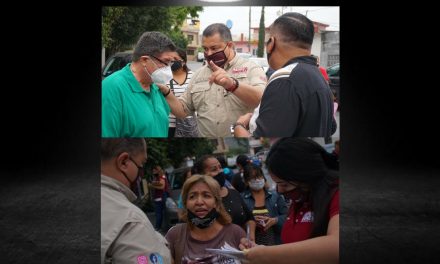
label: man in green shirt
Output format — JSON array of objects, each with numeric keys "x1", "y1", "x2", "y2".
[{"x1": 102, "y1": 31, "x2": 177, "y2": 137}]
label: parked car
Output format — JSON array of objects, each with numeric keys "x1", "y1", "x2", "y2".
[
  {"x1": 327, "y1": 63, "x2": 340, "y2": 104},
  {"x1": 102, "y1": 51, "x2": 133, "y2": 79},
  {"x1": 236, "y1": 52, "x2": 252, "y2": 59},
  {"x1": 162, "y1": 167, "x2": 190, "y2": 232},
  {"x1": 248, "y1": 57, "x2": 269, "y2": 73},
  {"x1": 197, "y1": 52, "x2": 205, "y2": 62}
]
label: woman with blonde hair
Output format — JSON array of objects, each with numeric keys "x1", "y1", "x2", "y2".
[{"x1": 165, "y1": 174, "x2": 245, "y2": 264}]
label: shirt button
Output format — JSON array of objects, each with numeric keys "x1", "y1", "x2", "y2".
[
  {"x1": 300, "y1": 212, "x2": 303, "y2": 215},
  {"x1": 295, "y1": 219, "x2": 298, "y2": 223},
  {"x1": 218, "y1": 89, "x2": 220, "y2": 91},
  {"x1": 217, "y1": 104, "x2": 220, "y2": 107},
  {"x1": 217, "y1": 121, "x2": 220, "y2": 125}
]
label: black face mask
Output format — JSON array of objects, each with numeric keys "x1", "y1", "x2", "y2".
[
  {"x1": 171, "y1": 61, "x2": 182, "y2": 72},
  {"x1": 266, "y1": 38, "x2": 275, "y2": 62},
  {"x1": 121, "y1": 171, "x2": 139, "y2": 193},
  {"x1": 187, "y1": 208, "x2": 219, "y2": 229},
  {"x1": 204, "y1": 45, "x2": 228, "y2": 68},
  {"x1": 213, "y1": 172, "x2": 226, "y2": 187}
]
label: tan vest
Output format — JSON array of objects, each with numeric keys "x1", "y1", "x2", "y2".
[
  {"x1": 179, "y1": 55, "x2": 267, "y2": 137},
  {"x1": 101, "y1": 175, "x2": 171, "y2": 264}
]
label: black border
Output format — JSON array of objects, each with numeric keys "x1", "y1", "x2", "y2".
[{"x1": 2, "y1": 1, "x2": 439, "y2": 263}]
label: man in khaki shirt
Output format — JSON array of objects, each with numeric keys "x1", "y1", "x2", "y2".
[
  {"x1": 158, "y1": 23, "x2": 267, "y2": 137},
  {"x1": 101, "y1": 138, "x2": 171, "y2": 264}
]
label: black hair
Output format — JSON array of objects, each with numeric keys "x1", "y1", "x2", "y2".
[
  {"x1": 175, "y1": 47, "x2": 190, "y2": 72},
  {"x1": 236, "y1": 154, "x2": 249, "y2": 168},
  {"x1": 132, "y1": 31, "x2": 176, "y2": 62},
  {"x1": 101, "y1": 138, "x2": 145, "y2": 161},
  {"x1": 216, "y1": 155, "x2": 227, "y2": 168},
  {"x1": 243, "y1": 163, "x2": 265, "y2": 183},
  {"x1": 193, "y1": 154, "x2": 216, "y2": 174},
  {"x1": 203, "y1": 23, "x2": 232, "y2": 42},
  {"x1": 271, "y1": 12, "x2": 314, "y2": 49},
  {"x1": 266, "y1": 138, "x2": 339, "y2": 238}
]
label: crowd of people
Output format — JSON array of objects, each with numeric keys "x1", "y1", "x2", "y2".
[
  {"x1": 101, "y1": 136, "x2": 339, "y2": 264},
  {"x1": 100, "y1": 10, "x2": 339, "y2": 264},
  {"x1": 102, "y1": 12, "x2": 337, "y2": 139}
]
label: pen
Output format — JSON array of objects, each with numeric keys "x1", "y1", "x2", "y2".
[{"x1": 246, "y1": 223, "x2": 250, "y2": 246}]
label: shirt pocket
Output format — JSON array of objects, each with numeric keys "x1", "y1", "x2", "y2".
[{"x1": 190, "y1": 83, "x2": 210, "y2": 111}]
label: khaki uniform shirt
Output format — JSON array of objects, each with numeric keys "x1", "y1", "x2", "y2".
[
  {"x1": 179, "y1": 55, "x2": 267, "y2": 137},
  {"x1": 101, "y1": 175, "x2": 171, "y2": 264}
]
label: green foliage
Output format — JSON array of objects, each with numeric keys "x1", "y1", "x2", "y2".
[
  {"x1": 145, "y1": 138, "x2": 215, "y2": 172},
  {"x1": 169, "y1": 30, "x2": 189, "y2": 50},
  {"x1": 257, "y1": 6, "x2": 266, "y2": 58},
  {"x1": 102, "y1": 6, "x2": 203, "y2": 60}
]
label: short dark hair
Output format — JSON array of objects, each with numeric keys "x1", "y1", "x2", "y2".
[
  {"x1": 236, "y1": 154, "x2": 249, "y2": 168},
  {"x1": 193, "y1": 154, "x2": 216, "y2": 174},
  {"x1": 132, "y1": 31, "x2": 176, "y2": 61},
  {"x1": 176, "y1": 47, "x2": 190, "y2": 72},
  {"x1": 203, "y1": 23, "x2": 232, "y2": 42},
  {"x1": 243, "y1": 163, "x2": 264, "y2": 183},
  {"x1": 271, "y1": 12, "x2": 314, "y2": 49},
  {"x1": 101, "y1": 138, "x2": 146, "y2": 161}
]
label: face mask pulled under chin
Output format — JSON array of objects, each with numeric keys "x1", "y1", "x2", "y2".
[
  {"x1": 145, "y1": 65, "x2": 173, "y2": 85},
  {"x1": 187, "y1": 208, "x2": 219, "y2": 229}
]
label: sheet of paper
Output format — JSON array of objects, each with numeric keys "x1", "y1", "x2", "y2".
[{"x1": 205, "y1": 242, "x2": 246, "y2": 261}]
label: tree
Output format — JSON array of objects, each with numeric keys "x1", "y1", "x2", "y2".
[
  {"x1": 257, "y1": 6, "x2": 266, "y2": 58},
  {"x1": 145, "y1": 138, "x2": 215, "y2": 172},
  {"x1": 102, "y1": 6, "x2": 203, "y2": 59}
]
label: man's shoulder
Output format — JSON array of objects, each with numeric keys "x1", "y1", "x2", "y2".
[{"x1": 102, "y1": 72, "x2": 130, "y2": 96}]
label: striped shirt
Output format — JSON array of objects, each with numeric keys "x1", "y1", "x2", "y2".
[{"x1": 167, "y1": 71, "x2": 193, "y2": 128}]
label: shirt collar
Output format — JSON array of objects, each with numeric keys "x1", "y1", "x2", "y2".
[
  {"x1": 282, "y1": 55, "x2": 316, "y2": 68},
  {"x1": 101, "y1": 174, "x2": 137, "y2": 202},
  {"x1": 224, "y1": 52, "x2": 240, "y2": 70},
  {"x1": 124, "y1": 63, "x2": 156, "y2": 93}
]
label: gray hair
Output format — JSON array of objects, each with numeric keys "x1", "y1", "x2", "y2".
[
  {"x1": 132, "y1": 31, "x2": 176, "y2": 62},
  {"x1": 203, "y1": 23, "x2": 232, "y2": 42},
  {"x1": 101, "y1": 138, "x2": 146, "y2": 161}
]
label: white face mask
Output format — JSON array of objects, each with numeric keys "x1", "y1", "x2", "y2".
[
  {"x1": 249, "y1": 178, "x2": 265, "y2": 191},
  {"x1": 144, "y1": 59, "x2": 173, "y2": 85}
]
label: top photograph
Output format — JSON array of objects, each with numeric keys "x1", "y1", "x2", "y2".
[{"x1": 101, "y1": 5, "x2": 339, "y2": 140}]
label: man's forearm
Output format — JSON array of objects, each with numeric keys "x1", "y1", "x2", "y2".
[
  {"x1": 165, "y1": 93, "x2": 188, "y2": 119},
  {"x1": 230, "y1": 82, "x2": 263, "y2": 109}
]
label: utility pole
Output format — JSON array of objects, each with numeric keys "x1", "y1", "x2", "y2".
[{"x1": 248, "y1": 6, "x2": 251, "y2": 53}]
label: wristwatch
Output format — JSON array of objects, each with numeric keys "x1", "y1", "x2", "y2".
[
  {"x1": 230, "y1": 122, "x2": 247, "y2": 134},
  {"x1": 163, "y1": 87, "x2": 171, "y2": 97},
  {"x1": 226, "y1": 77, "x2": 239, "y2": 93}
]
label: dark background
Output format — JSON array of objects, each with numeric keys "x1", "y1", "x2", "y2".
[{"x1": 1, "y1": 0, "x2": 438, "y2": 263}]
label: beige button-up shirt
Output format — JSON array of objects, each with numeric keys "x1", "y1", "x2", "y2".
[
  {"x1": 101, "y1": 175, "x2": 171, "y2": 264},
  {"x1": 179, "y1": 55, "x2": 267, "y2": 137}
]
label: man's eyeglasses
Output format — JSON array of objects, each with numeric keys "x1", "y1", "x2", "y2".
[{"x1": 149, "y1": 55, "x2": 178, "y2": 68}]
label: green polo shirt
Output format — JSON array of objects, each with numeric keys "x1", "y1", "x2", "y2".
[{"x1": 102, "y1": 64, "x2": 170, "y2": 137}]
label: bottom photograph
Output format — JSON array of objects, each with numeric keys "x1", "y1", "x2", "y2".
[{"x1": 101, "y1": 137, "x2": 339, "y2": 264}]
